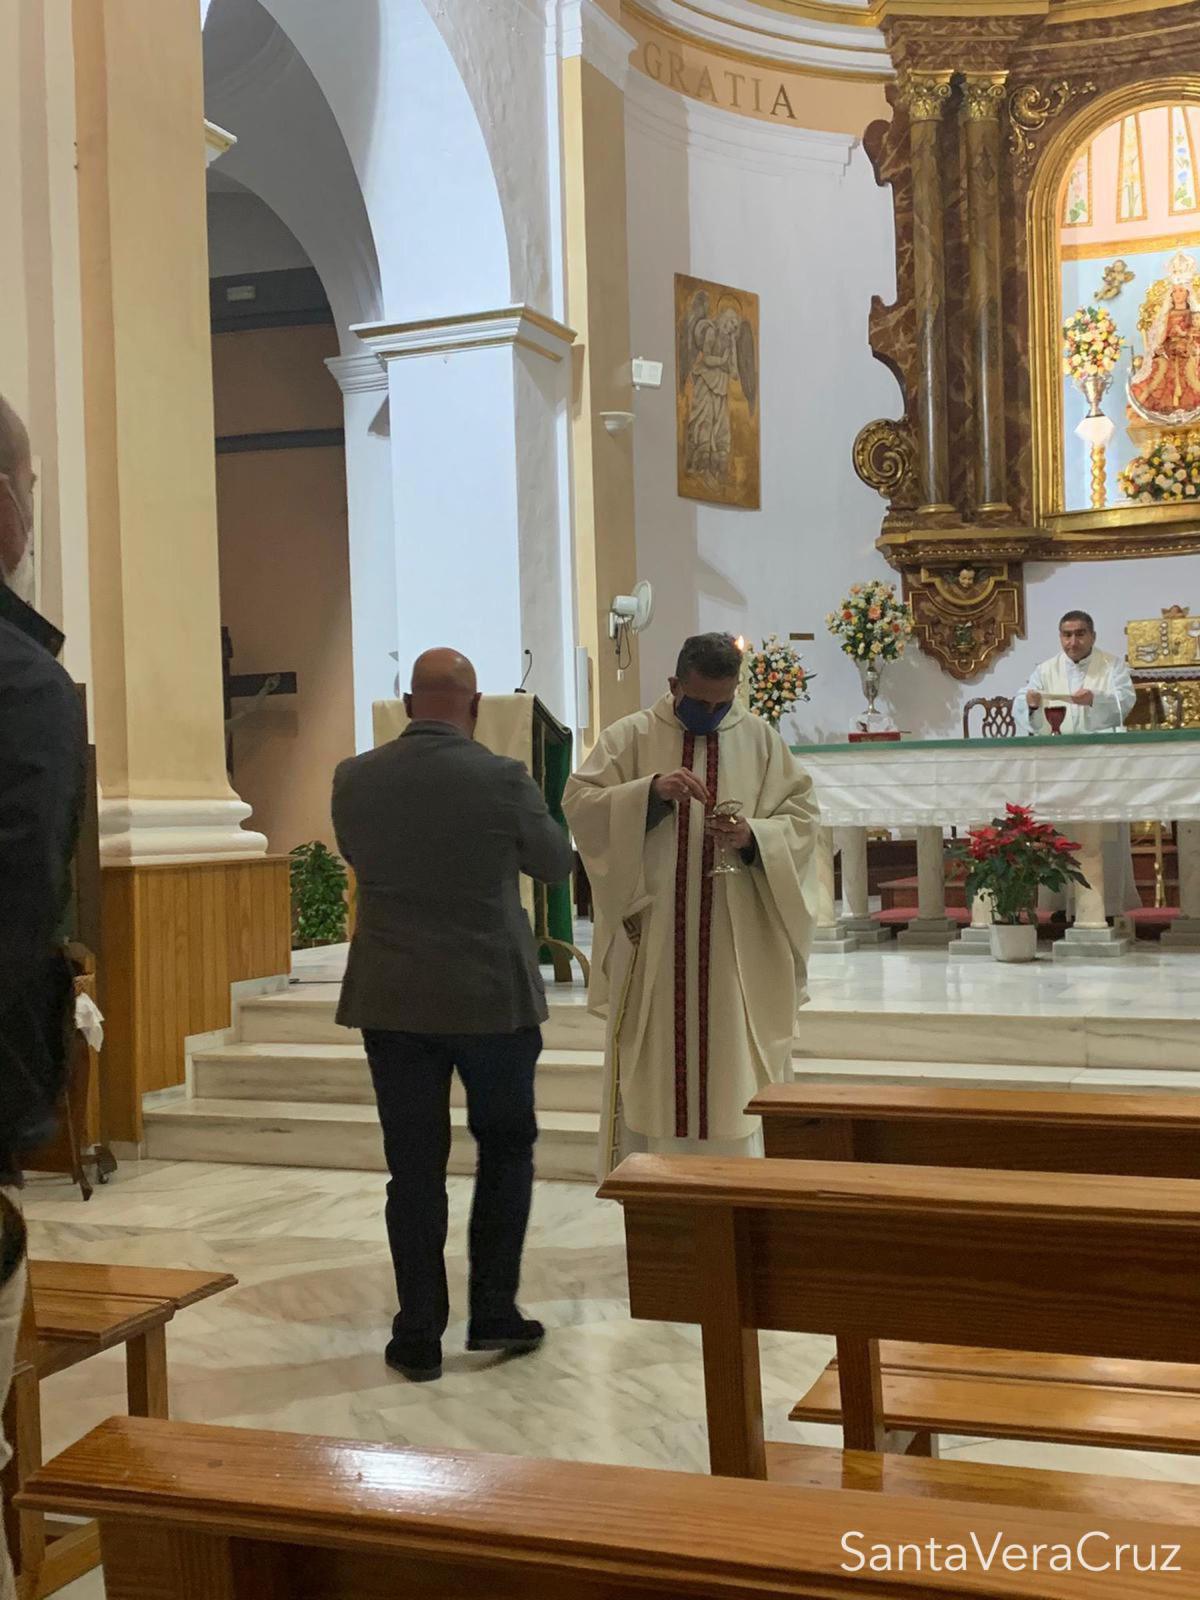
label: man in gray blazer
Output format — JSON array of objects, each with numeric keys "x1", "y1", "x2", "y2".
[{"x1": 333, "y1": 649, "x2": 573, "y2": 1382}]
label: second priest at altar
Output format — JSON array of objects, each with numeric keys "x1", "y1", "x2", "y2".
[{"x1": 1013, "y1": 608, "x2": 1138, "y2": 914}]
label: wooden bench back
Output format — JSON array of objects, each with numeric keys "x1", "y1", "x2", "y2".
[
  {"x1": 598, "y1": 1154, "x2": 1200, "y2": 1475},
  {"x1": 21, "y1": 1416, "x2": 1200, "y2": 1600},
  {"x1": 749, "y1": 1084, "x2": 1200, "y2": 1177}
]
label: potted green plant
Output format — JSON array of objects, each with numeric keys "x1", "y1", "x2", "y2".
[
  {"x1": 952, "y1": 805, "x2": 1088, "y2": 963},
  {"x1": 290, "y1": 841, "x2": 349, "y2": 948}
]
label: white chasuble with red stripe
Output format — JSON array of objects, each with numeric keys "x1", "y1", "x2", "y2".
[{"x1": 564, "y1": 695, "x2": 819, "y2": 1170}]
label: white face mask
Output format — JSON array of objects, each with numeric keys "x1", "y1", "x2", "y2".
[
  {"x1": 1, "y1": 476, "x2": 35, "y2": 604},
  {"x1": 6, "y1": 536, "x2": 35, "y2": 604}
]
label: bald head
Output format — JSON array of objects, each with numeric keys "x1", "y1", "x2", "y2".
[
  {"x1": 406, "y1": 648, "x2": 480, "y2": 733},
  {"x1": 0, "y1": 393, "x2": 35, "y2": 597}
]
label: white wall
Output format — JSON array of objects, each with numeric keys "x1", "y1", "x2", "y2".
[
  {"x1": 206, "y1": 186, "x2": 311, "y2": 277},
  {"x1": 626, "y1": 78, "x2": 904, "y2": 738},
  {"x1": 626, "y1": 76, "x2": 1200, "y2": 738}
]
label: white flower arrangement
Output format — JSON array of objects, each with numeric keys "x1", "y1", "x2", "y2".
[
  {"x1": 1117, "y1": 433, "x2": 1200, "y2": 503},
  {"x1": 746, "y1": 636, "x2": 813, "y2": 728},
  {"x1": 826, "y1": 580, "x2": 914, "y2": 663},
  {"x1": 1062, "y1": 305, "x2": 1123, "y2": 380}
]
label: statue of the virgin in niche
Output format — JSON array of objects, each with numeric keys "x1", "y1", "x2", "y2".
[{"x1": 1128, "y1": 250, "x2": 1200, "y2": 427}]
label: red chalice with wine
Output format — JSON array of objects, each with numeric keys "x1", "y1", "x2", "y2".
[{"x1": 1045, "y1": 704, "x2": 1067, "y2": 736}]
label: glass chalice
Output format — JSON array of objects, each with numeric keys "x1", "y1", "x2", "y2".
[
  {"x1": 709, "y1": 800, "x2": 745, "y2": 877},
  {"x1": 1045, "y1": 705, "x2": 1067, "y2": 735}
]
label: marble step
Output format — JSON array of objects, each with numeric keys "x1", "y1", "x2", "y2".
[
  {"x1": 143, "y1": 1098, "x2": 600, "y2": 1181},
  {"x1": 797, "y1": 1006, "x2": 1200, "y2": 1072},
  {"x1": 193, "y1": 1043, "x2": 603, "y2": 1113},
  {"x1": 238, "y1": 990, "x2": 606, "y2": 1053}
]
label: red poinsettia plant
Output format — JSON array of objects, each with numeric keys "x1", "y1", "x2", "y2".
[{"x1": 951, "y1": 804, "x2": 1088, "y2": 925}]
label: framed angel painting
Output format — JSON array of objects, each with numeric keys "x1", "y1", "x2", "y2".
[{"x1": 675, "y1": 273, "x2": 760, "y2": 509}]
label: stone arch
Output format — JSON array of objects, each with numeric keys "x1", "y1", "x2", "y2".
[
  {"x1": 203, "y1": 0, "x2": 383, "y2": 345},
  {"x1": 246, "y1": 0, "x2": 512, "y2": 320}
]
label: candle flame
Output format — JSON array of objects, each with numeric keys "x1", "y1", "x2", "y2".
[{"x1": 736, "y1": 635, "x2": 746, "y2": 652}]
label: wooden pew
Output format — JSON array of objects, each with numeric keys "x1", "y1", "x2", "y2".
[
  {"x1": 598, "y1": 1153, "x2": 1200, "y2": 1519},
  {"x1": 748, "y1": 1084, "x2": 1200, "y2": 1454},
  {"x1": 5, "y1": 1263, "x2": 235, "y2": 1598},
  {"x1": 749, "y1": 1083, "x2": 1200, "y2": 1175},
  {"x1": 19, "y1": 1414, "x2": 1200, "y2": 1599}
]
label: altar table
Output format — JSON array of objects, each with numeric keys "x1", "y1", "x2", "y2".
[{"x1": 791, "y1": 729, "x2": 1200, "y2": 960}]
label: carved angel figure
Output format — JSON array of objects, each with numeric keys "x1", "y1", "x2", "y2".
[
  {"x1": 678, "y1": 290, "x2": 758, "y2": 490},
  {"x1": 1095, "y1": 259, "x2": 1134, "y2": 302}
]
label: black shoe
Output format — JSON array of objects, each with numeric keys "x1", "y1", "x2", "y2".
[
  {"x1": 466, "y1": 1314, "x2": 545, "y2": 1355},
  {"x1": 385, "y1": 1337, "x2": 442, "y2": 1382}
]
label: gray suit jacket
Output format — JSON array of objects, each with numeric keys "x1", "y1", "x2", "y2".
[{"x1": 332, "y1": 721, "x2": 573, "y2": 1035}]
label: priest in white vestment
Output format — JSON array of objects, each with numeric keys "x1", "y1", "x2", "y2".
[
  {"x1": 563, "y1": 633, "x2": 819, "y2": 1175},
  {"x1": 1013, "y1": 609, "x2": 1138, "y2": 914}
]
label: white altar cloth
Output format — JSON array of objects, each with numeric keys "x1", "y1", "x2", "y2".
[{"x1": 791, "y1": 730, "x2": 1200, "y2": 829}]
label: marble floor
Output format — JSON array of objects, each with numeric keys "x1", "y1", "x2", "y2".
[
  {"x1": 303, "y1": 935, "x2": 1200, "y2": 1024},
  {"x1": 807, "y1": 942, "x2": 1200, "y2": 1019},
  {"x1": 22, "y1": 1156, "x2": 1200, "y2": 1599}
]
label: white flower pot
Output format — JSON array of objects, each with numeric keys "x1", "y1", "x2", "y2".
[{"x1": 989, "y1": 922, "x2": 1038, "y2": 963}]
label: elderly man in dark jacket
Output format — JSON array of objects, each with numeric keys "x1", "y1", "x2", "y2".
[
  {"x1": 333, "y1": 648, "x2": 572, "y2": 1384},
  {"x1": 0, "y1": 395, "x2": 85, "y2": 1600}
]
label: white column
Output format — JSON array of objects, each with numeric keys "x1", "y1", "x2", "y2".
[
  {"x1": 1053, "y1": 820, "x2": 1130, "y2": 960},
  {"x1": 327, "y1": 353, "x2": 398, "y2": 751},
  {"x1": 1163, "y1": 820, "x2": 1200, "y2": 948},
  {"x1": 811, "y1": 827, "x2": 859, "y2": 953},
  {"x1": 355, "y1": 307, "x2": 576, "y2": 723},
  {"x1": 898, "y1": 826, "x2": 957, "y2": 948},
  {"x1": 838, "y1": 825, "x2": 891, "y2": 943}
]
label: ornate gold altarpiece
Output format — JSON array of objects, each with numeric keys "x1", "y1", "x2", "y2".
[{"x1": 857, "y1": 4, "x2": 1200, "y2": 679}]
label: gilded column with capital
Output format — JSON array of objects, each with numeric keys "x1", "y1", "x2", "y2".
[
  {"x1": 961, "y1": 72, "x2": 1011, "y2": 519},
  {"x1": 899, "y1": 70, "x2": 955, "y2": 518}
]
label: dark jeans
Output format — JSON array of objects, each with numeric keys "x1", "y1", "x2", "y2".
[{"x1": 363, "y1": 1027, "x2": 541, "y2": 1343}]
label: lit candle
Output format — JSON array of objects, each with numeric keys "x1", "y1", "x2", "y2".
[{"x1": 736, "y1": 635, "x2": 751, "y2": 707}]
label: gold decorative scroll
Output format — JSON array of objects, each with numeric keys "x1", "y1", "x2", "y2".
[
  {"x1": 1008, "y1": 79, "x2": 1096, "y2": 170},
  {"x1": 852, "y1": 417, "x2": 918, "y2": 504}
]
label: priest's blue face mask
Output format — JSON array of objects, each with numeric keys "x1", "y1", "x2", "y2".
[
  {"x1": 670, "y1": 673, "x2": 739, "y2": 736},
  {"x1": 674, "y1": 696, "x2": 731, "y2": 735}
]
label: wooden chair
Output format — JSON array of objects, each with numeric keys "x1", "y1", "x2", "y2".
[
  {"x1": 6, "y1": 1263, "x2": 235, "y2": 1598},
  {"x1": 962, "y1": 695, "x2": 1015, "y2": 738},
  {"x1": 599, "y1": 1153, "x2": 1200, "y2": 1521},
  {"x1": 20, "y1": 1415, "x2": 1200, "y2": 1600},
  {"x1": 748, "y1": 1084, "x2": 1200, "y2": 1452}
]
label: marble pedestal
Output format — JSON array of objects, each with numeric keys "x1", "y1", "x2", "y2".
[
  {"x1": 811, "y1": 926, "x2": 861, "y2": 955},
  {"x1": 1163, "y1": 822, "x2": 1200, "y2": 949},
  {"x1": 898, "y1": 917, "x2": 960, "y2": 949},
  {"x1": 949, "y1": 925, "x2": 994, "y2": 959},
  {"x1": 841, "y1": 915, "x2": 893, "y2": 946},
  {"x1": 1052, "y1": 925, "x2": 1132, "y2": 962},
  {"x1": 1162, "y1": 916, "x2": 1200, "y2": 950}
]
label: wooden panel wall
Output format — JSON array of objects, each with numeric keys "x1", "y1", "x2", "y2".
[{"x1": 99, "y1": 857, "x2": 291, "y2": 1141}]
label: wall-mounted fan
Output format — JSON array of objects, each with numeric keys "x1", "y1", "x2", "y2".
[{"x1": 608, "y1": 581, "x2": 654, "y2": 681}]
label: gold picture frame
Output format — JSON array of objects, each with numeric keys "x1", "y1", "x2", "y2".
[
  {"x1": 675, "y1": 273, "x2": 760, "y2": 510},
  {"x1": 1029, "y1": 76, "x2": 1200, "y2": 550}
]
